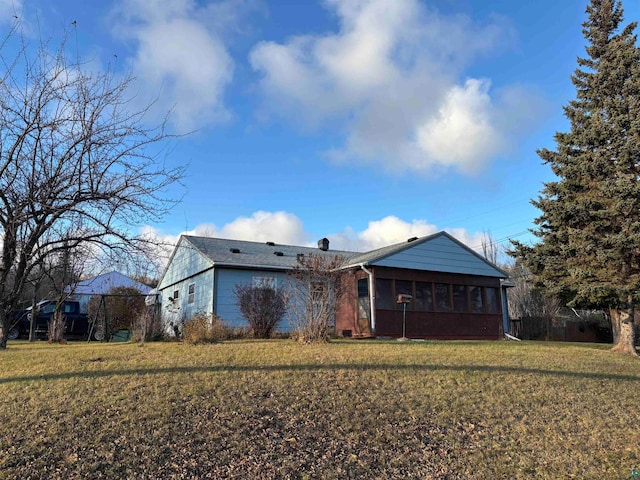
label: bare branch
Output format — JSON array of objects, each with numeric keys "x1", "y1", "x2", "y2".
[{"x1": 0, "y1": 28, "x2": 184, "y2": 348}]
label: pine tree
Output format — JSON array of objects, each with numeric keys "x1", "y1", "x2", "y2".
[{"x1": 512, "y1": 0, "x2": 640, "y2": 355}]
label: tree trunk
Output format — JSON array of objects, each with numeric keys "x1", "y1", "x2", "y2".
[
  {"x1": 610, "y1": 308, "x2": 637, "y2": 356},
  {"x1": 29, "y1": 290, "x2": 37, "y2": 342},
  {"x1": 609, "y1": 310, "x2": 620, "y2": 345},
  {"x1": 0, "y1": 311, "x2": 8, "y2": 349}
]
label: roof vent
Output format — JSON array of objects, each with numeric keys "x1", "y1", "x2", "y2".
[
  {"x1": 318, "y1": 237, "x2": 329, "y2": 251},
  {"x1": 274, "y1": 251, "x2": 284, "y2": 256},
  {"x1": 407, "y1": 237, "x2": 418, "y2": 242},
  {"x1": 266, "y1": 241, "x2": 275, "y2": 246},
  {"x1": 230, "y1": 248, "x2": 240, "y2": 253}
]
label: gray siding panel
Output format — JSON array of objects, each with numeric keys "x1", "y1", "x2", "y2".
[{"x1": 373, "y1": 235, "x2": 503, "y2": 277}]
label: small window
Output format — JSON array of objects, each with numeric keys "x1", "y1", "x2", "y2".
[
  {"x1": 41, "y1": 303, "x2": 55, "y2": 314},
  {"x1": 453, "y1": 285, "x2": 468, "y2": 313},
  {"x1": 470, "y1": 286, "x2": 484, "y2": 313},
  {"x1": 253, "y1": 276, "x2": 277, "y2": 289},
  {"x1": 188, "y1": 283, "x2": 195, "y2": 304},
  {"x1": 357, "y1": 278, "x2": 369, "y2": 298},
  {"x1": 357, "y1": 278, "x2": 370, "y2": 320},
  {"x1": 415, "y1": 282, "x2": 433, "y2": 311},
  {"x1": 310, "y1": 280, "x2": 327, "y2": 298},
  {"x1": 376, "y1": 279, "x2": 393, "y2": 310},
  {"x1": 63, "y1": 303, "x2": 75, "y2": 314},
  {"x1": 435, "y1": 283, "x2": 451, "y2": 312},
  {"x1": 486, "y1": 287, "x2": 500, "y2": 314},
  {"x1": 173, "y1": 289, "x2": 179, "y2": 300}
]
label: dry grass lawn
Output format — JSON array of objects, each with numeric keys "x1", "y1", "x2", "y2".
[{"x1": 1, "y1": 339, "x2": 640, "y2": 479}]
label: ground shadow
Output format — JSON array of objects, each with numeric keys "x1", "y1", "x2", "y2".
[{"x1": 1, "y1": 362, "x2": 639, "y2": 385}]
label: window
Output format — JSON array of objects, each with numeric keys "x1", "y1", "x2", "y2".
[
  {"x1": 357, "y1": 278, "x2": 369, "y2": 298},
  {"x1": 188, "y1": 283, "x2": 195, "y2": 304},
  {"x1": 453, "y1": 285, "x2": 468, "y2": 313},
  {"x1": 253, "y1": 276, "x2": 277, "y2": 289},
  {"x1": 470, "y1": 286, "x2": 484, "y2": 313},
  {"x1": 310, "y1": 280, "x2": 328, "y2": 297},
  {"x1": 486, "y1": 287, "x2": 500, "y2": 314},
  {"x1": 41, "y1": 303, "x2": 55, "y2": 314},
  {"x1": 415, "y1": 282, "x2": 433, "y2": 311},
  {"x1": 395, "y1": 280, "x2": 413, "y2": 310},
  {"x1": 435, "y1": 283, "x2": 451, "y2": 312},
  {"x1": 172, "y1": 289, "x2": 179, "y2": 301},
  {"x1": 357, "y1": 278, "x2": 370, "y2": 320},
  {"x1": 376, "y1": 278, "x2": 393, "y2": 310}
]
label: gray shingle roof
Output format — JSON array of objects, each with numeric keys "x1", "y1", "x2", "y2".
[
  {"x1": 182, "y1": 236, "x2": 358, "y2": 270},
  {"x1": 342, "y1": 233, "x2": 439, "y2": 268},
  {"x1": 179, "y1": 231, "x2": 507, "y2": 278}
]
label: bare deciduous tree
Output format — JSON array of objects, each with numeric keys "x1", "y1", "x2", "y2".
[
  {"x1": 505, "y1": 262, "x2": 561, "y2": 320},
  {"x1": 44, "y1": 240, "x2": 86, "y2": 342},
  {"x1": 0, "y1": 29, "x2": 184, "y2": 348},
  {"x1": 288, "y1": 254, "x2": 346, "y2": 343},
  {"x1": 480, "y1": 230, "x2": 500, "y2": 266}
]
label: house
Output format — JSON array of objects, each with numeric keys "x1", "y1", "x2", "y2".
[
  {"x1": 335, "y1": 233, "x2": 510, "y2": 340},
  {"x1": 156, "y1": 236, "x2": 353, "y2": 329},
  {"x1": 157, "y1": 232, "x2": 510, "y2": 339},
  {"x1": 68, "y1": 271, "x2": 154, "y2": 313}
]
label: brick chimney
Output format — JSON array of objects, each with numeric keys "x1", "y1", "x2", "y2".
[{"x1": 317, "y1": 238, "x2": 329, "y2": 251}]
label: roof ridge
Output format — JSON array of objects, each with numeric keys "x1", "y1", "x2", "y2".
[{"x1": 183, "y1": 234, "x2": 359, "y2": 255}]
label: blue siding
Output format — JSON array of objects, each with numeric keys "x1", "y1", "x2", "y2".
[
  {"x1": 373, "y1": 235, "x2": 504, "y2": 277},
  {"x1": 216, "y1": 269, "x2": 292, "y2": 330},
  {"x1": 159, "y1": 269, "x2": 215, "y2": 327},
  {"x1": 158, "y1": 238, "x2": 213, "y2": 290}
]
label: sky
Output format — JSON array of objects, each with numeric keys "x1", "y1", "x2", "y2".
[{"x1": 3, "y1": 0, "x2": 640, "y2": 261}]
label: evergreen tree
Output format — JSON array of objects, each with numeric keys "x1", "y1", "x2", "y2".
[{"x1": 512, "y1": 0, "x2": 640, "y2": 354}]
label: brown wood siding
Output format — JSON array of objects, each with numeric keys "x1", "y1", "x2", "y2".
[
  {"x1": 335, "y1": 266, "x2": 504, "y2": 339},
  {"x1": 375, "y1": 309, "x2": 502, "y2": 340}
]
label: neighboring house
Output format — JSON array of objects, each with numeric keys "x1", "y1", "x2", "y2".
[
  {"x1": 67, "y1": 271, "x2": 154, "y2": 313},
  {"x1": 158, "y1": 232, "x2": 511, "y2": 340}
]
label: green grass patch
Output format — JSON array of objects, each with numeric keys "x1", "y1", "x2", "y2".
[{"x1": 1, "y1": 339, "x2": 639, "y2": 479}]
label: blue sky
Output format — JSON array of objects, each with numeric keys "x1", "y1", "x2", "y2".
[{"x1": 4, "y1": 0, "x2": 640, "y2": 258}]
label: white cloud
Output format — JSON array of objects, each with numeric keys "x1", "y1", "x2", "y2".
[
  {"x1": 141, "y1": 211, "x2": 309, "y2": 263},
  {"x1": 327, "y1": 215, "x2": 486, "y2": 253},
  {"x1": 110, "y1": 0, "x2": 236, "y2": 132},
  {"x1": 415, "y1": 78, "x2": 503, "y2": 174},
  {"x1": 250, "y1": 0, "x2": 537, "y2": 175},
  {"x1": 209, "y1": 211, "x2": 309, "y2": 245},
  {"x1": 143, "y1": 211, "x2": 490, "y2": 268}
]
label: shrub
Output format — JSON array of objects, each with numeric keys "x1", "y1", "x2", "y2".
[
  {"x1": 288, "y1": 254, "x2": 346, "y2": 343},
  {"x1": 131, "y1": 308, "x2": 164, "y2": 343},
  {"x1": 234, "y1": 283, "x2": 287, "y2": 338},
  {"x1": 183, "y1": 313, "x2": 228, "y2": 344},
  {"x1": 225, "y1": 326, "x2": 254, "y2": 340},
  {"x1": 87, "y1": 286, "x2": 146, "y2": 333}
]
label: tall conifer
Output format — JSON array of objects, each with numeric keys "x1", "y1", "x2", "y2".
[{"x1": 513, "y1": 0, "x2": 640, "y2": 354}]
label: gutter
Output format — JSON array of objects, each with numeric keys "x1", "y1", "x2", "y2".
[{"x1": 360, "y1": 263, "x2": 376, "y2": 333}]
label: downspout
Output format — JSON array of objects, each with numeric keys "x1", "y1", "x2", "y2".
[
  {"x1": 501, "y1": 279, "x2": 519, "y2": 340},
  {"x1": 360, "y1": 264, "x2": 376, "y2": 333}
]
